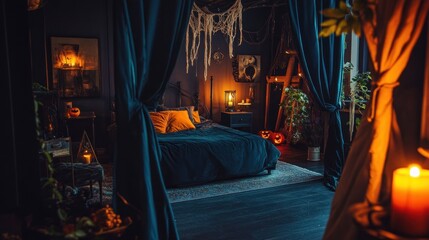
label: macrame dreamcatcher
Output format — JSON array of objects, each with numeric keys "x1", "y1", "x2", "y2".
[{"x1": 186, "y1": 0, "x2": 243, "y2": 81}]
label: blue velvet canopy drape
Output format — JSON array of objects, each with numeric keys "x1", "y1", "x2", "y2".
[
  {"x1": 288, "y1": 0, "x2": 345, "y2": 190},
  {"x1": 113, "y1": 1, "x2": 193, "y2": 239}
]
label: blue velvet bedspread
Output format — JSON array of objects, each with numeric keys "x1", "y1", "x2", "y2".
[{"x1": 158, "y1": 121, "x2": 280, "y2": 188}]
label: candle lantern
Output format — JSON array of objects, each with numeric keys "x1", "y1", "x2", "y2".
[
  {"x1": 224, "y1": 90, "x2": 236, "y2": 112},
  {"x1": 391, "y1": 164, "x2": 429, "y2": 237},
  {"x1": 77, "y1": 130, "x2": 97, "y2": 164},
  {"x1": 82, "y1": 150, "x2": 92, "y2": 164}
]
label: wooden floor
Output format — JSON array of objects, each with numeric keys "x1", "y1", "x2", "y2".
[{"x1": 172, "y1": 143, "x2": 334, "y2": 240}]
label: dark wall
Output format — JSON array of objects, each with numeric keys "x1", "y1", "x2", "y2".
[
  {"x1": 37, "y1": 1, "x2": 286, "y2": 147},
  {"x1": 1, "y1": 0, "x2": 40, "y2": 215},
  {"x1": 168, "y1": 5, "x2": 286, "y2": 132},
  {"x1": 40, "y1": 0, "x2": 114, "y2": 156}
]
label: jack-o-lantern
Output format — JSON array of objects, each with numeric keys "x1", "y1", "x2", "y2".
[
  {"x1": 258, "y1": 130, "x2": 272, "y2": 139},
  {"x1": 69, "y1": 107, "x2": 81, "y2": 117},
  {"x1": 270, "y1": 132, "x2": 285, "y2": 145}
]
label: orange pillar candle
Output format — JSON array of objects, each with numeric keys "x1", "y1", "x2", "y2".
[
  {"x1": 391, "y1": 164, "x2": 429, "y2": 237},
  {"x1": 82, "y1": 153, "x2": 92, "y2": 164}
]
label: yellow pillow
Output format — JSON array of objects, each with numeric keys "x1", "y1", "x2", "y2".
[
  {"x1": 166, "y1": 110, "x2": 196, "y2": 133},
  {"x1": 192, "y1": 110, "x2": 201, "y2": 124},
  {"x1": 149, "y1": 111, "x2": 170, "y2": 134}
]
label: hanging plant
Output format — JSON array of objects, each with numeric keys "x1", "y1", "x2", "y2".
[{"x1": 280, "y1": 87, "x2": 310, "y2": 144}]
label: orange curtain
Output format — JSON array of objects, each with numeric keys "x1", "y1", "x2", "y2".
[
  {"x1": 362, "y1": 0, "x2": 429, "y2": 202},
  {"x1": 323, "y1": 1, "x2": 429, "y2": 239},
  {"x1": 419, "y1": 22, "x2": 429, "y2": 158}
]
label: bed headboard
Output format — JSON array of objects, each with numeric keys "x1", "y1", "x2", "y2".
[{"x1": 164, "y1": 81, "x2": 211, "y2": 119}]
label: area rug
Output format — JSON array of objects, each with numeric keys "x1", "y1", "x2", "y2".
[
  {"x1": 86, "y1": 162, "x2": 322, "y2": 205},
  {"x1": 167, "y1": 161, "x2": 322, "y2": 203}
]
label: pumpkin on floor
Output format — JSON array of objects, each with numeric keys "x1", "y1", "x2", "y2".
[
  {"x1": 258, "y1": 130, "x2": 272, "y2": 139},
  {"x1": 270, "y1": 132, "x2": 285, "y2": 145}
]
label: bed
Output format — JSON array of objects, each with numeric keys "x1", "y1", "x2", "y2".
[
  {"x1": 157, "y1": 119, "x2": 280, "y2": 188},
  {"x1": 153, "y1": 80, "x2": 280, "y2": 188}
]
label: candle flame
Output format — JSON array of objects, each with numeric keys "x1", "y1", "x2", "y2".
[
  {"x1": 229, "y1": 93, "x2": 233, "y2": 101},
  {"x1": 409, "y1": 164, "x2": 421, "y2": 178}
]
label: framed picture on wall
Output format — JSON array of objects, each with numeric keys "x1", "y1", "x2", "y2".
[
  {"x1": 49, "y1": 36, "x2": 100, "y2": 98},
  {"x1": 233, "y1": 54, "x2": 261, "y2": 83}
]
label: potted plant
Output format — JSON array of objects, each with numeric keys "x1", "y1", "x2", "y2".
[
  {"x1": 303, "y1": 118, "x2": 323, "y2": 161},
  {"x1": 280, "y1": 87, "x2": 310, "y2": 145},
  {"x1": 341, "y1": 63, "x2": 372, "y2": 141}
]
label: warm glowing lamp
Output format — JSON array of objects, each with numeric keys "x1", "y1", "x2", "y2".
[
  {"x1": 391, "y1": 164, "x2": 429, "y2": 237},
  {"x1": 224, "y1": 90, "x2": 236, "y2": 112}
]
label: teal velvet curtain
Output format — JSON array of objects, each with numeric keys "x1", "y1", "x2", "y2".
[
  {"x1": 288, "y1": 0, "x2": 345, "y2": 191},
  {"x1": 113, "y1": 1, "x2": 193, "y2": 239}
]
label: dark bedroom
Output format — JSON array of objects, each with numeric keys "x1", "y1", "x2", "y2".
[{"x1": 1, "y1": 0, "x2": 429, "y2": 239}]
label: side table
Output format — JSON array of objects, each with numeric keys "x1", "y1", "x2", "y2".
[
  {"x1": 64, "y1": 111, "x2": 96, "y2": 147},
  {"x1": 221, "y1": 111, "x2": 253, "y2": 132}
]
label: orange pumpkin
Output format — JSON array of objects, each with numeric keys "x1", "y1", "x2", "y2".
[
  {"x1": 258, "y1": 130, "x2": 272, "y2": 139},
  {"x1": 270, "y1": 132, "x2": 285, "y2": 145},
  {"x1": 69, "y1": 107, "x2": 81, "y2": 117}
]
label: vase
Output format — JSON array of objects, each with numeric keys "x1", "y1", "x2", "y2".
[{"x1": 307, "y1": 146, "x2": 321, "y2": 161}]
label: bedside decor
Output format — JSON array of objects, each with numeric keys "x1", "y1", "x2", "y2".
[{"x1": 225, "y1": 90, "x2": 236, "y2": 112}]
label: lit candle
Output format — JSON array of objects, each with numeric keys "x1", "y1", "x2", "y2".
[
  {"x1": 228, "y1": 93, "x2": 233, "y2": 107},
  {"x1": 82, "y1": 153, "x2": 92, "y2": 164},
  {"x1": 391, "y1": 164, "x2": 429, "y2": 236}
]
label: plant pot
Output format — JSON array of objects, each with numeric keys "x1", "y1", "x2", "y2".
[{"x1": 307, "y1": 146, "x2": 321, "y2": 161}]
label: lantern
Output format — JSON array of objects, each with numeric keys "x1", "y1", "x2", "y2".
[
  {"x1": 270, "y1": 132, "x2": 285, "y2": 145},
  {"x1": 258, "y1": 130, "x2": 272, "y2": 139},
  {"x1": 224, "y1": 90, "x2": 236, "y2": 112}
]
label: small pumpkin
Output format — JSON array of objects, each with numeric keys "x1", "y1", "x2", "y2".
[
  {"x1": 270, "y1": 132, "x2": 285, "y2": 145},
  {"x1": 69, "y1": 107, "x2": 81, "y2": 117},
  {"x1": 258, "y1": 130, "x2": 272, "y2": 139}
]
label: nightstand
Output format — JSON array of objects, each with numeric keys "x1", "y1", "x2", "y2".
[
  {"x1": 221, "y1": 111, "x2": 253, "y2": 132},
  {"x1": 64, "y1": 111, "x2": 96, "y2": 146}
]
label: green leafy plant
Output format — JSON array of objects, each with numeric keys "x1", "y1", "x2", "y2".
[
  {"x1": 341, "y1": 61, "x2": 354, "y2": 107},
  {"x1": 351, "y1": 71, "x2": 371, "y2": 112},
  {"x1": 340, "y1": 63, "x2": 372, "y2": 133},
  {"x1": 319, "y1": 0, "x2": 375, "y2": 37},
  {"x1": 280, "y1": 87, "x2": 310, "y2": 144}
]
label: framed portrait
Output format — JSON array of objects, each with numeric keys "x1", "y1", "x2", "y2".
[
  {"x1": 49, "y1": 37, "x2": 100, "y2": 98},
  {"x1": 233, "y1": 55, "x2": 261, "y2": 82}
]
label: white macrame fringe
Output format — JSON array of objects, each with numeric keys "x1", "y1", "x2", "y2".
[{"x1": 186, "y1": 0, "x2": 243, "y2": 81}]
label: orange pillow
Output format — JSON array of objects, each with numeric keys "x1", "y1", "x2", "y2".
[
  {"x1": 166, "y1": 110, "x2": 196, "y2": 133},
  {"x1": 149, "y1": 111, "x2": 170, "y2": 134},
  {"x1": 192, "y1": 110, "x2": 201, "y2": 124}
]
